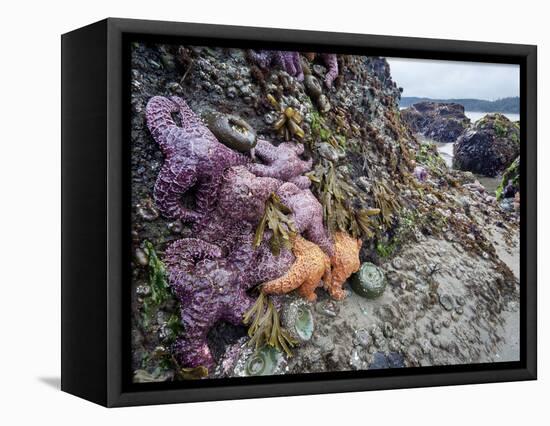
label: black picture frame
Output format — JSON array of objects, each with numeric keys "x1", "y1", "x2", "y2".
[{"x1": 61, "y1": 17, "x2": 537, "y2": 407}]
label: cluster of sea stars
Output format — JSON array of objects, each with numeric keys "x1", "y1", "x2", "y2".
[
  {"x1": 145, "y1": 95, "x2": 359, "y2": 371},
  {"x1": 248, "y1": 50, "x2": 339, "y2": 88}
]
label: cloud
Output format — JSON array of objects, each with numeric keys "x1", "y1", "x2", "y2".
[{"x1": 386, "y1": 57, "x2": 519, "y2": 100}]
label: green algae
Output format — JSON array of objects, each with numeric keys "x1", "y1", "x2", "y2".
[
  {"x1": 141, "y1": 241, "x2": 171, "y2": 327},
  {"x1": 496, "y1": 156, "x2": 520, "y2": 200}
]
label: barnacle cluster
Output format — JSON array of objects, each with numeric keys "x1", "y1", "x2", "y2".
[{"x1": 268, "y1": 94, "x2": 305, "y2": 141}]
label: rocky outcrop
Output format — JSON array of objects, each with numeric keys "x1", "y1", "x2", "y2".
[
  {"x1": 129, "y1": 43, "x2": 520, "y2": 381},
  {"x1": 401, "y1": 101, "x2": 470, "y2": 142},
  {"x1": 496, "y1": 156, "x2": 520, "y2": 200},
  {"x1": 453, "y1": 114, "x2": 520, "y2": 177}
]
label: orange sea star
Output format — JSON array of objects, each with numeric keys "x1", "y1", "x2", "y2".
[
  {"x1": 261, "y1": 235, "x2": 332, "y2": 302},
  {"x1": 326, "y1": 232, "x2": 363, "y2": 300}
]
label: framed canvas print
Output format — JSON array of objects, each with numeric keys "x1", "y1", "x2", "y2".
[{"x1": 61, "y1": 18, "x2": 537, "y2": 407}]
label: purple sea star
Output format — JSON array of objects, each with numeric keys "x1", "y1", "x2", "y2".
[
  {"x1": 249, "y1": 140, "x2": 312, "y2": 189},
  {"x1": 145, "y1": 96, "x2": 248, "y2": 222},
  {"x1": 320, "y1": 53, "x2": 339, "y2": 88},
  {"x1": 145, "y1": 96, "x2": 334, "y2": 370},
  {"x1": 413, "y1": 165, "x2": 428, "y2": 182},
  {"x1": 165, "y1": 235, "x2": 293, "y2": 370},
  {"x1": 164, "y1": 167, "x2": 333, "y2": 369},
  {"x1": 145, "y1": 96, "x2": 313, "y2": 221},
  {"x1": 248, "y1": 50, "x2": 304, "y2": 81},
  {"x1": 164, "y1": 167, "x2": 296, "y2": 369}
]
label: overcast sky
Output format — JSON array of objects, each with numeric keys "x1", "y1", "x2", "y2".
[{"x1": 386, "y1": 58, "x2": 519, "y2": 100}]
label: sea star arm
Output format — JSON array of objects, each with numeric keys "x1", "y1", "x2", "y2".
[
  {"x1": 220, "y1": 286, "x2": 256, "y2": 325},
  {"x1": 246, "y1": 162, "x2": 279, "y2": 178},
  {"x1": 296, "y1": 251, "x2": 332, "y2": 302},
  {"x1": 165, "y1": 239, "x2": 226, "y2": 369},
  {"x1": 289, "y1": 175, "x2": 311, "y2": 189},
  {"x1": 261, "y1": 262, "x2": 305, "y2": 295},
  {"x1": 254, "y1": 139, "x2": 279, "y2": 162},
  {"x1": 289, "y1": 52, "x2": 304, "y2": 81},
  {"x1": 290, "y1": 142, "x2": 305, "y2": 156},
  {"x1": 164, "y1": 238, "x2": 223, "y2": 289},
  {"x1": 321, "y1": 53, "x2": 339, "y2": 88},
  {"x1": 145, "y1": 96, "x2": 181, "y2": 155},
  {"x1": 276, "y1": 183, "x2": 335, "y2": 256},
  {"x1": 283, "y1": 52, "x2": 298, "y2": 77},
  {"x1": 248, "y1": 141, "x2": 313, "y2": 182},
  {"x1": 326, "y1": 233, "x2": 362, "y2": 300},
  {"x1": 172, "y1": 280, "x2": 220, "y2": 370},
  {"x1": 153, "y1": 159, "x2": 202, "y2": 223},
  {"x1": 247, "y1": 50, "x2": 272, "y2": 69}
]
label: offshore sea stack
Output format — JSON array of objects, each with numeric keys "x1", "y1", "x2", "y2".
[
  {"x1": 400, "y1": 101, "x2": 470, "y2": 142},
  {"x1": 453, "y1": 113, "x2": 520, "y2": 176}
]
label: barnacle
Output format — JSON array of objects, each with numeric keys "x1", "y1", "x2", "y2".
[
  {"x1": 268, "y1": 94, "x2": 305, "y2": 141},
  {"x1": 243, "y1": 292, "x2": 297, "y2": 356},
  {"x1": 254, "y1": 192, "x2": 297, "y2": 256}
]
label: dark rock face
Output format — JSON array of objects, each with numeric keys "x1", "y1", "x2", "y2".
[
  {"x1": 496, "y1": 156, "x2": 520, "y2": 200},
  {"x1": 453, "y1": 114, "x2": 520, "y2": 177},
  {"x1": 368, "y1": 351, "x2": 405, "y2": 369},
  {"x1": 400, "y1": 101, "x2": 470, "y2": 143}
]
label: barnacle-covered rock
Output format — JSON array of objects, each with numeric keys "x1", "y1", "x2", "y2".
[
  {"x1": 453, "y1": 113, "x2": 520, "y2": 177},
  {"x1": 351, "y1": 262, "x2": 387, "y2": 299},
  {"x1": 401, "y1": 102, "x2": 470, "y2": 143},
  {"x1": 317, "y1": 94, "x2": 331, "y2": 113}
]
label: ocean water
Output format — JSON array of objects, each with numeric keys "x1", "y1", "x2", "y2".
[{"x1": 465, "y1": 111, "x2": 520, "y2": 123}]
